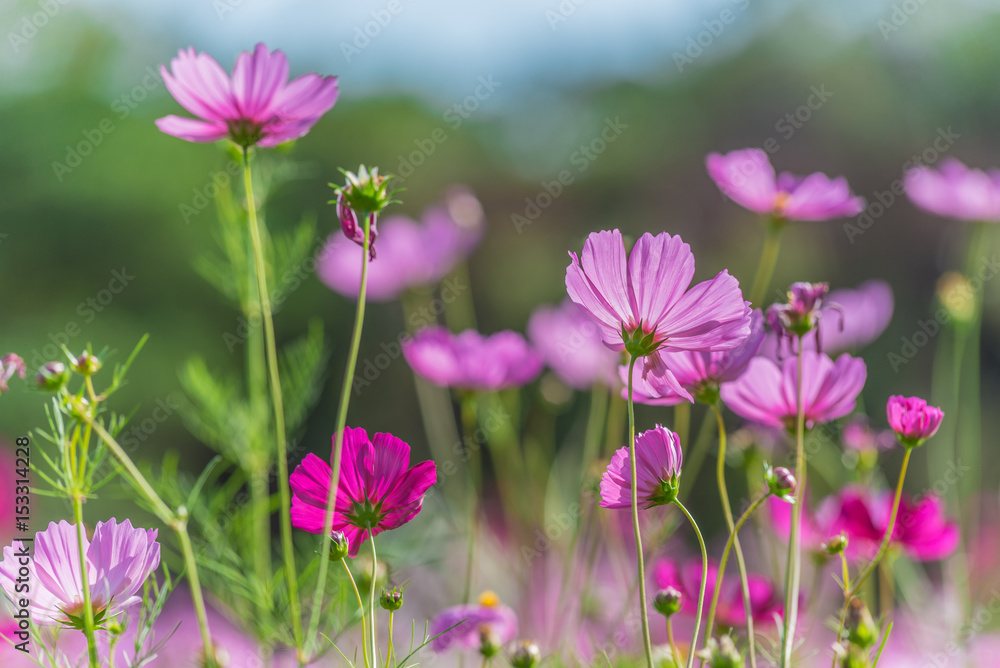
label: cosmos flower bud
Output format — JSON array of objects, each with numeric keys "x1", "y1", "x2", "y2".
[
  {"x1": 509, "y1": 641, "x2": 541, "y2": 668},
  {"x1": 845, "y1": 598, "x2": 878, "y2": 649},
  {"x1": 478, "y1": 626, "x2": 502, "y2": 658},
  {"x1": 64, "y1": 396, "x2": 92, "y2": 421},
  {"x1": 36, "y1": 361, "x2": 71, "y2": 392},
  {"x1": 696, "y1": 636, "x2": 743, "y2": 668},
  {"x1": 330, "y1": 165, "x2": 399, "y2": 260},
  {"x1": 380, "y1": 586, "x2": 403, "y2": 611},
  {"x1": 767, "y1": 282, "x2": 831, "y2": 338},
  {"x1": 328, "y1": 530, "x2": 350, "y2": 562},
  {"x1": 886, "y1": 395, "x2": 944, "y2": 448},
  {"x1": 823, "y1": 532, "x2": 848, "y2": 556},
  {"x1": 765, "y1": 464, "x2": 796, "y2": 502},
  {"x1": 71, "y1": 351, "x2": 102, "y2": 376},
  {"x1": 652, "y1": 587, "x2": 683, "y2": 617}
]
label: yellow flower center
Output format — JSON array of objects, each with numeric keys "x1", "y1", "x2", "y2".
[{"x1": 478, "y1": 590, "x2": 500, "y2": 607}]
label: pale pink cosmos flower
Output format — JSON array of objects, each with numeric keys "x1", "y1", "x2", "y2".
[
  {"x1": 430, "y1": 591, "x2": 518, "y2": 653},
  {"x1": 528, "y1": 300, "x2": 620, "y2": 390},
  {"x1": 886, "y1": 395, "x2": 944, "y2": 447},
  {"x1": 706, "y1": 148, "x2": 864, "y2": 221},
  {"x1": 600, "y1": 424, "x2": 683, "y2": 509},
  {"x1": 719, "y1": 351, "x2": 867, "y2": 430},
  {"x1": 289, "y1": 427, "x2": 436, "y2": 557},
  {"x1": 0, "y1": 519, "x2": 159, "y2": 626},
  {"x1": 0, "y1": 354, "x2": 25, "y2": 395},
  {"x1": 156, "y1": 43, "x2": 338, "y2": 147},
  {"x1": 905, "y1": 158, "x2": 1000, "y2": 221},
  {"x1": 402, "y1": 326, "x2": 543, "y2": 392}
]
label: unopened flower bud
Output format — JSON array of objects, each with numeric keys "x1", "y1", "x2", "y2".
[
  {"x1": 330, "y1": 165, "x2": 399, "y2": 260},
  {"x1": 823, "y1": 533, "x2": 848, "y2": 556},
  {"x1": 652, "y1": 587, "x2": 683, "y2": 618},
  {"x1": 329, "y1": 530, "x2": 350, "y2": 562},
  {"x1": 509, "y1": 641, "x2": 541, "y2": 668},
  {"x1": 767, "y1": 282, "x2": 830, "y2": 337},
  {"x1": 380, "y1": 586, "x2": 403, "y2": 611},
  {"x1": 37, "y1": 361, "x2": 71, "y2": 392},
  {"x1": 696, "y1": 636, "x2": 743, "y2": 668},
  {"x1": 65, "y1": 395, "x2": 92, "y2": 421},
  {"x1": 478, "y1": 626, "x2": 501, "y2": 658},
  {"x1": 71, "y1": 351, "x2": 102, "y2": 376},
  {"x1": 765, "y1": 464, "x2": 796, "y2": 502},
  {"x1": 845, "y1": 598, "x2": 878, "y2": 649}
]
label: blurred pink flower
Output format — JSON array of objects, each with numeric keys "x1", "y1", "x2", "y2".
[
  {"x1": 289, "y1": 427, "x2": 436, "y2": 557},
  {"x1": 706, "y1": 148, "x2": 864, "y2": 221},
  {"x1": 0, "y1": 519, "x2": 159, "y2": 626},
  {"x1": 905, "y1": 158, "x2": 1000, "y2": 222},
  {"x1": 719, "y1": 352, "x2": 867, "y2": 430},
  {"x1": 156, "y1": 43, "x2": 338, "y2": 147},
  {"x1": 654, "y1": 558, "x2": 782, "y2": 628},
  {"x1": 600, "y1": 424, "x2": 683, "y2": 509},
  {"x1": 528, "y1": 299, "x2": 620, "y2": 390},
  {"x1": 402, "y1": 326, "x2": 542, "y2": 391},
  {"x1": 430, "y1": 591, "x2": 518, "y2": 653},
  {"x1": 0, "y1": 354, "x2": 25, "y2": 394},
  {"x1": 320, "y1": 187, "x2": 484, "y2": 302},
  {"x1": 886, "y1": 395, "x2": 944, "y2": 447},
  {"x1": 841, "y1": 417, "x2": 895, "y2": 452}
]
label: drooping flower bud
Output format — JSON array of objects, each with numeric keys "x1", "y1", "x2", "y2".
[
  {"x1": 380, "y1": 586, "x2": 403, "y2": 611},
  {"x1": 71, "y1": 351, "x2": 102, "y2": 376},
  {"x1": 652, "y1": 587, "x2": 683, "y2": 618},
  {"x1": 330, "y1": 165, "x2": 399, "y2": 260},
  {"x1": 767, "y1": 282, "x2": 831, "y2": 339},
  {"x1": 765, "y1": 463, "x2": 796, "y2": 502},
  {"x1": 36, "y1": 361, "x2": 71, "y2": 392},
  {"x1": 0, "y1": 353, "x2": 26, "y2": 394},
  {"x1": 508, "y1": 641, "x2": 541, "y2": 668},
  {"x1": 886, "y1": 395, "x2": 944, "y2": 448}
]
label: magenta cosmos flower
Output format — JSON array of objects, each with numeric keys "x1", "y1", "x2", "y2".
[
  {"x1": 720, "y1": 351, "x2": 866, "y2": 430},
  {"x1": 430, "y1": 591, "x2": 518, "y2": 652},
  {"x1": 886, "y1": 395, "x2": 944, "y2": 447},
  {"x1": 565, "y1": 230, "x2": 751, "y2": 358},
  {"x1": 706, "y1": 148, "x2": 864, "y2": 221},
  {"x1": 156, "y1": 43, "x2": 338, "y2": 147},
  {"x1": 627, "y1": 309, "x2": 764, "y2": 405},
  {"x1": 654, "y1": 558, "x2": 782, "y2": 627},
  {"x1": 289, "y1": 427, "x2": 436, "y2": 557},
  {"x1": 528, "y1": 299, "x2": 620, "y2": 390},
  {"x1": 905, "y1": 158, "x2": 1000, "y2": 222},
  {"x1": 319, "y1": 186, "x2": 484, "y2": 302},
  {"x1": 600, "y1": 424, "x2": 683, "y2": 509},
  {"x1": 0, "y1": 519, "x2": 159, "y2": 626},
  {"x1": 402, "y1": 326, "x2": 543, "y2": 392}
]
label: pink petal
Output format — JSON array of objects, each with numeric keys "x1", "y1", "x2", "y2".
[{"x1": 155, "y1": 115, "x2": 229, "y2": 143}]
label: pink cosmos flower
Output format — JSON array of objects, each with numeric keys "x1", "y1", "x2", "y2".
[
  {"x1": 430, "y1": 591, "x2": 518, "y2": 653},
  {"x1": 565, "y1": 229, "x2": 751, "y2": 355},
  {"x1": 654, "y1": 558, "x2": 782, "y2": 628},
  {"x1": 600, "y1": 424, "x2": 683, "y2": 509},
  {"x1": 719, "y1": 351, "x2": 867, "y2": 430},
  {"x1": 289, "y1": 427, "x2": 436, "y2": 557},
  {"x1": 0, "y1": 519, "x2": 159, "y2": 626},
  {"x1": 528, "y1": 300, "x2": 620, "y2": 390},
  {"x1": 627, "y1": 310, "x2": 764, "y2": 404},
  {"x1": 156, "y1": 43, "x2": 338, "y2": 147},
  {"x1": 706, "y1": 148, "x2": 864, "y2": 221},
  {"x1": 886, "y1": 395, "x2": 944, "y2": 447},
  {"x1": 904, "y1": 158, "x2": 1000, "y2": 222},
  {"x1": 0, "y1": 354, "x2": 25, "y2": 394},
  {"x1": 319, "y1": 186, "x2": 484, "y2": 302},
  {"x1": 841, "y1": 417, "x2": 895, "y2": 452},
  {"x1": 402, "y1": 326, "x2": 543, "y2": 391}
]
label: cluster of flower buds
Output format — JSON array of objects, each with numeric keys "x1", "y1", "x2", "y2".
[{"x1": 33, "y1": 350, "x2": 104, "y2": 395}]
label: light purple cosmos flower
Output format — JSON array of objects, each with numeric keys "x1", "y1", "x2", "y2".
[
  {"x1": 319, "y1": 186, "x2": 484, "y2": 302},
  {"x1": 565, "y1": 230, "x2": 751, "y2": 356},
  {"x1": 628, "y1": 310, "x2": 764, "y2": 404},
  {"x1": 654, "y1": 558, "x2": 782, "y2": 628},
  {"x1": 430, "y1": 591, "x2": 518, "y2": 653},
  {"x1": 886, "y1": 395, "x2": 944, "y2": 447},
  {"x1": 402, "y1": 326, "x2": 543, "y2": 392},
  {"x1": 719, "y1": 352, "x2": 867, "y2": 430},
  {"x1": 706, "y1": 148, "x2": 864, "y2": 221},
  {"x1": 289, "y1": 427, "x2": 436, "y2": 557},
  {"x1": 905, "y1": 158, "x2": 1000, "y2": 222},
  {"x1": 0, "y1": 354, "x2": 25, "y2": 395},
  {"x1": 600, "y1": 424, "x2": 683, "y2": 509},
  {"x1": 528, "y1": 300, "x2": 620, "y2": 390},
  {"x1": 156, "y1": 43, "x2": 338, "y2": 147},
  {"x1": 0, "y1": 519, "x2": 159, "y2": 626}
]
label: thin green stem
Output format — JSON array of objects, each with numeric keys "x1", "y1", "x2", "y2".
[
  {"x1": 340, "y1": 560, "x2": 370, "y2": 668},
  {"x1": 369, "y1": 536, "x2": 379, "y2": 667},
  {"x1": 674, "y1": 402, "x2": 690, "y2": 451},
  {"x1": 749, "y1": 220, "x2": 784, "y2": 307},
  {"x1": 176, "y1": 518, "x2": 218, "y2": 668},
  {"x1": 386, "y1": 610, "x2": 395, "y2": 668},
  {"x1": 674, "y1": 499, "x2": 708, "y2": 668},
  {"x1": 306, "y1": 204, "x2": 373, "y2": 652},
  {"x1": 781, "y1": 341, "x2": 806, "y2": 668},
  {"x1": 241, "y1": 149, "x2": 302, "y2": 654},
  {"x1": 667, "y1": 617, "x2": 679, "y2": 667},
  {"x1": 72, "y1": 493, "x2": 99, "y2": 668},
  {"x1": 710, "y1": 404, "x2": 757, "y2": 667},
  {"x1": 626, "y1": 356, "x2": 654, "y2": 668}
]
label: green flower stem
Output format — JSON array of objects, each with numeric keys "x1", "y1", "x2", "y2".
[
  {"x1": 710, "y1": 404, "x2": 757, "y2": 667},
  {"x1": 369, "y1": 535, "x2": 379, "y2": 666},
  {"x1": 81, "y1": 415, "x2": 216, "y2": 667},
  {"x1": 72, "y1": 490, "x2": 99, "y2": 668},
  {"x1": 386, "y1": 609, "x2": 395, "y2": 668},
  {"x1": 674, "y1": 402, "x2": 690, "y2": 451},
  {"x1": 673, "y1": 498, "x2": 708, "y2": 668},
  {"x1": 626, "y1": 356, "x2": 655, "y2": 668},
  {"x1": 749, "y1": 218, "x2": 784, "y2": 307},
  {"x1": 340, "y1": 560, "x2": 370, "y2": 668},
  {"x1": 667, "y1": 616, "x2": 680, "y2": 667},
  {"x1": 830, "y1": 448, "x2": 913, "y2": 668},
  {"x1": 780, "y1": 342, "x2": 806, "y2": 668},
  {"x1": 704, "y1": 491, "x2": 771, "y2": 654},
  {"x1": 306, "y1": 206, "x2": 373, "y2": 653},
  {"x1": 241, "y1": 149, "x2": 303, "y2": 655}
]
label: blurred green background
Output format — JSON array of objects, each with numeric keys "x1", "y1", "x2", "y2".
[{"x1": 2, "y1": 0, "x2": 999, "y2": 530}]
